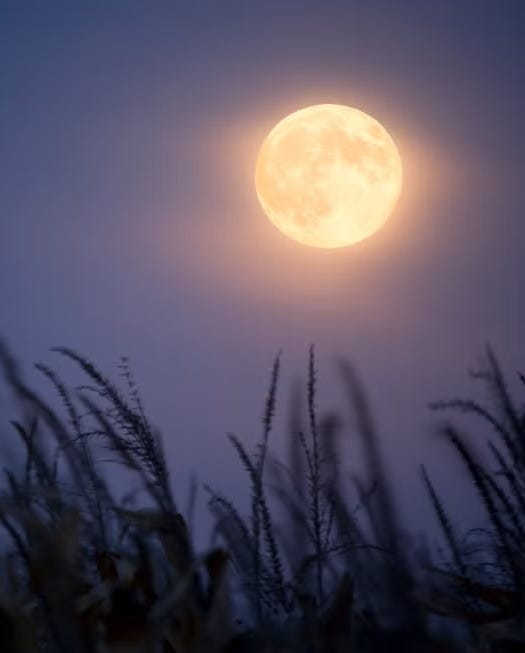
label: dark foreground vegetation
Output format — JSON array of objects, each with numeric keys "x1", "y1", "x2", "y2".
[{"x1": 0, "y1": 340, "x2": 524, "y2": 652}]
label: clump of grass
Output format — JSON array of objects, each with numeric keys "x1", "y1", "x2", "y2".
[
  {"x1": 0, "y1": 340, "x2": 232, "y2": 652},
  {"x1": 207, "y1": 347, "x2": 449, "y2": 650},
  {"x1": 2, "y1": 338, "x2": 525, "y2": 651},
  {"x1": 420, "y1": 346, "x2": 525, "y2": 648}
]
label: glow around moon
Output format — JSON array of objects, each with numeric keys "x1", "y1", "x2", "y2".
[{"x1": 255, "y1": 104, "x2": 402, "y2": 248}]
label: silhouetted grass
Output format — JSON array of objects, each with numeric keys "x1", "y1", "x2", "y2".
[{"x1": 0, "y1": 338, "x2": 525, "y2": 651}]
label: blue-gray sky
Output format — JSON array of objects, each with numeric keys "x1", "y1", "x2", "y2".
[{"x1": 2, "y1": 1, "x2": 525, "y2": 546}]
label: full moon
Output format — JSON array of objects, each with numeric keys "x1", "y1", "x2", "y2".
[{"x1": 255, "y1": 104, "x2": 402, "y2": 248}]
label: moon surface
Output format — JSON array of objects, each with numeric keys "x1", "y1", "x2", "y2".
[{"x1": 255, "y1": 104, "x2": 402, "y2": 248}]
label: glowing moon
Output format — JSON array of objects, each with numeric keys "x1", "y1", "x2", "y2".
[{"x1": 255, "y1": 104, "x2": 402, "y2": 248}]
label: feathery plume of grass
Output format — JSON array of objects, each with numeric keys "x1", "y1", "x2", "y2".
[
  {"x1": 421, "y1": 464, "x2": 467, "y2": 576},
  {"x1": 444, "y1": 425, "x2": 522, "y2": 588},
  {"x1": 53, "y1": 347, "x2": 175, "y2": 515},
  {"x1": 305, "y1": 345, "x2": 325, "y2": 603}
]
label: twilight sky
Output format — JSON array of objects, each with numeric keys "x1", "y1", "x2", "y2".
[{"x1": 1, "y1": 1, "x2": 525, "y2": 547}]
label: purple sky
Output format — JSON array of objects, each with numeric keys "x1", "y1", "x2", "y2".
[{"x1": 1, "y1": 1, "x2": 525, "y2": 548}]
